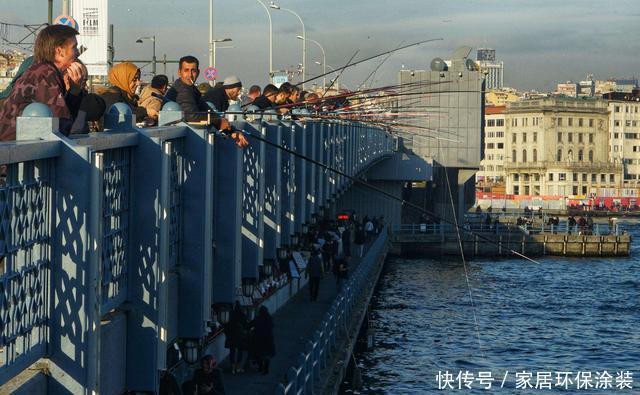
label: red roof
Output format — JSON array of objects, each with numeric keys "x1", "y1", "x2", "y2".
[{"x1": 485, "y1": 105, "x2": 506, "y2": 115}]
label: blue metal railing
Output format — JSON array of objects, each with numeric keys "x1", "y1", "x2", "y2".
[
  {"x1": 275, "y1": 230, "x2": 388, "y2": 395},
  {"x1": 0, "y1": 105, "x2": 394, "y2": 392}
]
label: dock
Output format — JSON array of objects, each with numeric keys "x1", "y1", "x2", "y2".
[{"x1": 391, "y1": 221, "x2": 631, "y2": 258}]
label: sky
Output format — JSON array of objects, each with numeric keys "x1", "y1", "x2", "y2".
[{"x1": 2, "y1": 0, "x2": 639, "y2": 91}]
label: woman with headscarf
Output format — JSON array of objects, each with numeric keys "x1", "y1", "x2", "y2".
[{"x1": 100, "y1": 62, "x2": 154, "y2": 125}]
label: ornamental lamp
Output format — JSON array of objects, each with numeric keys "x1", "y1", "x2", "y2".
[
  {"x1": 182, "y1": 339, "x2": 199, "y2": 365},
  {"x1": 277, "y1": 247, "x2": 288, "y2": 261},
  {"x1": 291, "y1": 233, "x2": 300, "y2": 247},
  {"x1": 242, "y1": 277, "x2": 256, "y2": 297},
  {"x1": 213, "y1": 303, "x2": 231, "y2": 325},
  {"x1": 264, "y1": 260, "x2": 273, "y2": 276}
]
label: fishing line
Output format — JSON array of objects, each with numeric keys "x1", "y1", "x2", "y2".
[{"x1": 218, "y1": 122, "x2": 542, "y2": 265}]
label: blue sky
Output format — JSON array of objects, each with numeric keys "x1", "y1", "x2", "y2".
[{"x1": 3, "y1": 0, "x2": 639, "y2": 91}]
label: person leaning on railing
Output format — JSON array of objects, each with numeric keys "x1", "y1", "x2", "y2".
[
  {"x1": 0, "y1": 25, "x2": 85, "y2": 141},
  {"x1": 99, "y1": 62, "x2": 154, "y2": 127},
  {"x1": 165, "y1": 55, "x2": 247, "y2": 148}
]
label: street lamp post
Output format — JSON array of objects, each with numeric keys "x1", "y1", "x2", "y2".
[
  {"x1": 136, "y1": 36, "x2": 156, "y2": 76},
  {"x1": 270, "y1": 2, "x2": 305, "y2": 89},
  {"x1": 298, "y1": 36, "x2": 325, "y2": 91},
  {"x1": 255, "y1": 0, "x2": 274, "y2": 80},
  {"x1": 212, "y1": 38, "x2": 232, "y2": 70}
]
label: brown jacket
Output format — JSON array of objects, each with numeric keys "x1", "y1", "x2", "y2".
[
  {"x1": 0, "y1": 61, "x2": 79, "y2": 141},
  {"x1": 138, "y1": 85, "x2": 164, "y2": 118}
]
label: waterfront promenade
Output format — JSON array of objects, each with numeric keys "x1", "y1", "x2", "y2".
[{"x1": 222, "y1": 239, "x2": 375, "y2": 395}]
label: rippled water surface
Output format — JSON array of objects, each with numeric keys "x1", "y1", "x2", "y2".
[{"x1": 355, "y1": 222, "x2": 640, "y2": 393}]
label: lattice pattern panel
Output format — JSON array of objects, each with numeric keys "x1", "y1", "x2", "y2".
[
  {"x1": 101, "y1": 148, "x2": 130, "y2": 306},
  {"x1": 242, "y1": 143, "x2": 261, "y2": 230},
  {"x1": 0, "y1": 160, "x2": 51, "y2": 367},
  {"x1": 168, "y1": 141, "x2": 183, "y2": 269}
]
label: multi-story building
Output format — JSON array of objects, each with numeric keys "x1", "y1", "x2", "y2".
[
  {"x1": 607, "y1": 97, "x2": 640, "y2": 197},
  {"x1": 556, "y1": 82, "x2": 579, "y2": 97},
  {"x1": 478, "y1": 105, "x2": 506, "y2": 183},
  {"x1": 476, "y1": 48, "x2": 504, "y2": 90},
  {"x1": 504, "y1": 98, "x2": 622, "y2": 198},
  {"x1": 398, "y1": 46, "x2": 484, "y2": 220},
  {"x1": 485, "y1": 88, "x2": 519, "y2": 106}
]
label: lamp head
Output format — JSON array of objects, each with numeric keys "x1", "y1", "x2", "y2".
[
  {"x1": 269, "y1": 2, "x2": 280, "y2": 9},
  {"x1": 135, "y1": 39, "x2": 143, "y2": 43},
  {"x1": 296, "y1": 35, "x2": 304, "y2": 40}
]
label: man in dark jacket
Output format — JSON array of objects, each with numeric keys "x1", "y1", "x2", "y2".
[
  {"x1": 165, "y1": 56, "x2": 207, "y2": 122},
  {"x1": 202, "y1": 75, "x2": 242, "y2": 113},
  {"x1": 166, "y1": 56, "x2": 247, "y2": 147},
  {"x1": 251, "y1": 84, "x2": 279, "y2": 110},
  {"x1": 308, "y1": 249, "x2": 323, "y2": 302}
]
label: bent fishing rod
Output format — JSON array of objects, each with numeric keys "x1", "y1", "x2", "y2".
[
  {"x1": 215, "y1": 124, "x2": 541, "y2": 265},
  {"x1": 294, "y1": 38, "x2": 444, "y2": 88}
]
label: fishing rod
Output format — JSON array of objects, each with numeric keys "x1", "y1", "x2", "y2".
[
  {"x1": 320, "y1": 49, "x2": 360, "y2": 99},
  {"x1": 221, "y1": 124, "x2": 541, "y2": 265},
  {"x1": 294, "y1": 38, "x2": 444, "y2": 87},
  {"x1": 360, "y1": 40, "x2": 406, "y2": 91}
]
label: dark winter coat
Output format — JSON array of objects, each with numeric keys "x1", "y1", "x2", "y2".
[
  {"x1": 252, "y1": 313, "x2": 275, "y2": 358},
  {"x1": 165, "y1": 78, "x2": 208, "y2": 122}
]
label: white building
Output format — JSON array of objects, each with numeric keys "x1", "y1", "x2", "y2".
[
  {"x1": 478, "y1": 105, "x2": 506, "y2": 182},
  {"x1": 608, "y1": 99, "x2": 640, "y2": 197}
]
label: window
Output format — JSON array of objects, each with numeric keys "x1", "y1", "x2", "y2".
[
  {"x1": 523, "y1": 118, "x2": 528, "y2": 126},
  {"x1": 558, "y1": 118, "x2": 563, "y2": 126},
  {"x1": 514, "y1": 174, "x2": 520, "y2": 181},
  {"x1": 512, "y1": 134, "x2": 517, "y2": 143},
  {"x1": 573, "y1": 173, "x2": 578, "y2": 182},
  {"x1": 558, "y1": 132, "x2": 562, "y2": 142},
  {"x1": 557, "y1": 149, "x2": 562, "y2": 161},
  {"x1": 549, "y1": 173, "x2": 554, "y2": 181},
  {"x1": 496, "y1": 119, "x2": 504, "y2": 127},
  {"x1": 591, "y1": 174, "x2": 596, "y2": 183},
  {"x1": 589, "y1": 119, "x2": 594, "y2": 127},
  {"x1": 568, "y1": 133, "x2": 573, "y2": 143},
  {"x1": 614, "y1": 133, "x2": 620, "y2": 139},
  {"x1": 582, "y1": 186, "x2": 587, "y2": 195},
  {"x1": 496, "y1": 131, "x2": 504, "y2": 137},
  {"x1": 610, "y1": 174, "x2": 615, "y2": 183},
  {"x1": 578, "y1": 133, "x2": 583, "y2": 143},
  {"x1": 568, "y1": 118, "x2": 573, "y2": 126},
  {"x1": 615, "y1": 120, "x2": 621, "y2": 127},
  {"x1": 582, "y1": 173, "x2": 587, "y2": 182},
  {"x1": 524, "y1": 186, "x2": 530, "y2": 195},
  {"x1": 579, "y1": 118, "x2": 584, "y2": 127},
  {"x1": 559, "y1": 173, "x2": 566, "y2": 181},
  {"x1": 497, "y1": 143, "x2": 504, "y2": 149},
  {"x1": 601, "y1": 174, "x2": 606, "y2": 183},
  {"x1": 513, "y1": 186, "x2": 520, "y2": 195},
  {"x1": 533, "y1": 149, "x2": 537, "y2": 162},
  {"x1": 524, "y1": 174, "x2": 530, "y2": 182},
  {"x1": 572, "y1": 186, "x2": 578, "y2": 195},
  {"x1": 578, "y1": 149, "x2": 583, "y2": 161},
  {"x1": 533, "y1": 132, "x2": 538, "y2": 142},
  {"x1": 589, "y1": 133, "x2": 594, "y2": 143},
  {"x1": 487, "y1": 143, "x2": 495, "y2": 149},
  {"x1": 512, "y1": 150, "x2": 517, "y2": 162},
  {"x1": 523, "y1": 133, "x2": 527, "y2": 143},
  {"x1": 615, "y1": 105, "x2": 621, "y2": 113},
  {"x1": 487, "y1": 119, "x2": 495, "y2": 127},
  {"x1": 522, "y1": 150, "x2": 527, "y2": 162},
  {"x1": 535, "y1": 174, "x2": 540, "y2": 181}
]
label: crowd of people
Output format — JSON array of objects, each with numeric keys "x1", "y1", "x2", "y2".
[{"x1": 0, "y1": 23, "x2": 351, "y2": 149}]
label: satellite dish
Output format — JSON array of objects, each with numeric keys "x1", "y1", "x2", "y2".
[
  {"x1": 466, "y1": 58, "x2": 478, "y2": 71},
  {"x1": 430, "y1": 58, "x2": 447, "y2": 72}
]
